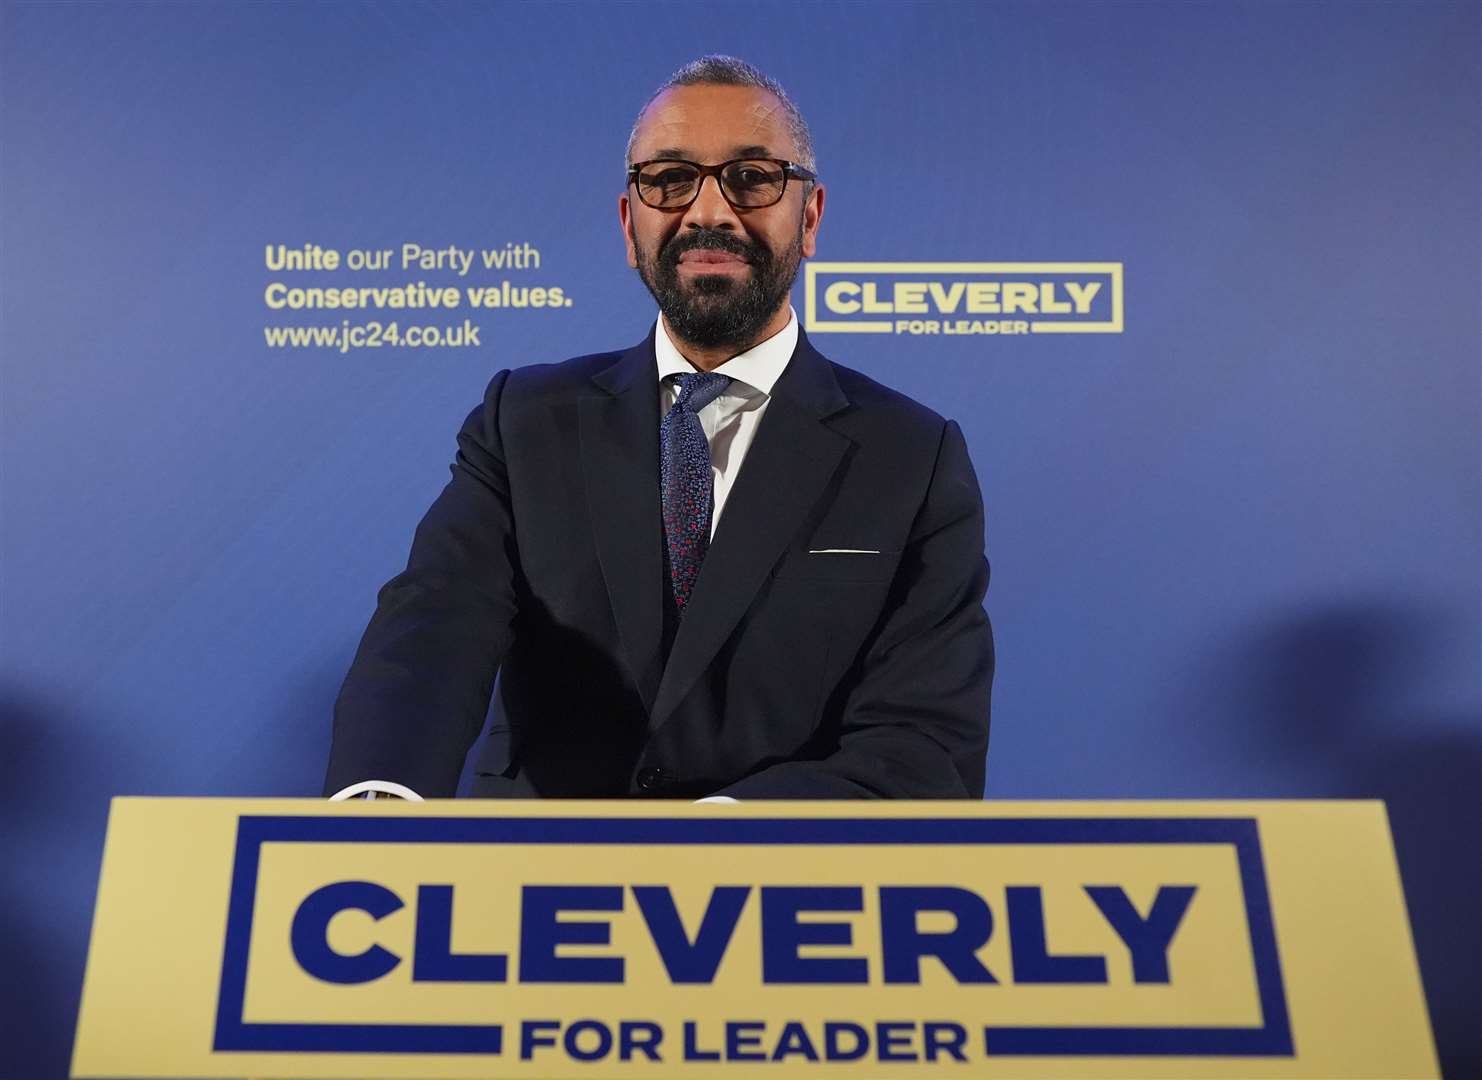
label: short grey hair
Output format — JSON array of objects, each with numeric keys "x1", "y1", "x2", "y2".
[{"x1": 624, "y1": 55, "x2": 817, "y2": 179}]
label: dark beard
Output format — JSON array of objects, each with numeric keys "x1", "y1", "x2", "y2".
[{"x1": 632, "y1": 223, "x2": 803, "y2": 351}]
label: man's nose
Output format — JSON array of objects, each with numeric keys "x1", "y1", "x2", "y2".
[{"x1": 681, "y1": 173, "x2": 741, "y2": 230}]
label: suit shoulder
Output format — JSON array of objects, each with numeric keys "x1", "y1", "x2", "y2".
[
  {"x1": 826, "y1": 358, "x2": 949, "y2": 432},
  {"x1": 463, "y1": 346, "x2": 637, "y2": 422},
  {"x1": 501, "y1": 348, "x2": 629, "y2": 399}
]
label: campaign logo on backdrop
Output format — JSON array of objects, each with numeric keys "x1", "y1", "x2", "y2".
[{"x1": 803, "y1": 262, "x2": 1123, "y2": 336}]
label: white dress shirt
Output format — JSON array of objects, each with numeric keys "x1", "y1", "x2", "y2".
[
  {"x1": 331, "y1": 308, "x2": 799, "y2": 804},
  {"x1": 655, "y1": 305, "x2": 798, "y2": 541}
]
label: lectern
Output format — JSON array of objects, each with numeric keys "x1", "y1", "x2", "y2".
[{"x1": 73, "y1": 799, "x2": 1437, "y2": 1078}]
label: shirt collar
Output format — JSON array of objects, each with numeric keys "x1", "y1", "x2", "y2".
[{"x1": 654, "y1": 305, "x2": 798, "y2": 397}]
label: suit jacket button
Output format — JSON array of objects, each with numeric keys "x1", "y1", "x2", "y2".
[{"x1": 637, "y1": 767, "x2": 665, "y2": 791}]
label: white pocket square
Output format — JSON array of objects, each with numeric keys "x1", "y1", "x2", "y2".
[{"x1": 807, "y1": 548, "x2": 882, "y2": 554}]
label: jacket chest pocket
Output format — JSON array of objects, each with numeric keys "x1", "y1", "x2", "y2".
[{"x1": 770, "y1": 546, "x2": 903, "y2": 585}]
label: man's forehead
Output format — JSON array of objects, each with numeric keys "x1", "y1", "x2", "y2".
[{"x1": 633, "y1": 84, "x2": 792, "y2": 159}]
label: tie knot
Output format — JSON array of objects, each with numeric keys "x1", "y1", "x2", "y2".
[{"x1": 670, "y1": 371, "x2": 731, "y2": 414}]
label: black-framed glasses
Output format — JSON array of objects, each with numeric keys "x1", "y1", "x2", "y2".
[{"x1": 626, "y1": 157, "x2": 818, "y2": 210}]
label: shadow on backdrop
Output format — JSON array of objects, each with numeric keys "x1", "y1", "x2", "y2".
[
  {"x1": 216, "y1": 653, "x2": 346, "y2": 797},
  {"x1": 1214, "y1": 605, "x2": 1480, "y2": 1078},
  {"x1": 0, "y1": 688, "x2": 122, "y2": 1079}
]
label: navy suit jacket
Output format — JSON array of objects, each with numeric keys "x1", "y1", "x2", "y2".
[{"x1": 324, "y1": 323, "x2": 993, "y2": 799}]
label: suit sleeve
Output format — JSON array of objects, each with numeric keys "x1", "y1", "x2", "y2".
[
  {"x1": 323, "y1": 370, "x2": 520, "y2": 798},
  {"x1": 714, "y1": 419, "x2": 994, "y2": 799}
]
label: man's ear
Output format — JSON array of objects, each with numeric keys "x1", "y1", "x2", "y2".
[
  {"x1": 800, "y1": 182, "x2": 825, "y2": 259},
  {"x1": 619, "y1": 193, "x2": 638, "y2": 268}
]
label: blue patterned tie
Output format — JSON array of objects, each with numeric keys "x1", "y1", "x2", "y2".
[{"x1": 660, "y1": 371, "x2": 732, "y2": 615}]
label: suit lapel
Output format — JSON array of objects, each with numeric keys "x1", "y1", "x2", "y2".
[
  {"x1": 649, "y1": 328, "x2": 853, "y2": 730},
  {"x1": 581, "y1": 327, "x2": 665, "y2": 715}
]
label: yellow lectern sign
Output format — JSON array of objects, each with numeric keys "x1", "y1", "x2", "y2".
[{"x1": 72, "y1": 800, "x2": 1436, "y2": 1078}]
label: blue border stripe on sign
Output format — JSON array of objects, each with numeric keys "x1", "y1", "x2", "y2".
[{"x1": 213, "y1": 816, "x2": 1292, "y2": 1058}]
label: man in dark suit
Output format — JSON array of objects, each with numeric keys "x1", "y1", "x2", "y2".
[{"x1": 323, "y1": 56, "x2": 992, "y2": 801}]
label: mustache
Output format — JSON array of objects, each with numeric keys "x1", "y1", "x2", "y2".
[{"x1": 663, "y1": 232, "x2": 761, "y2": 265}]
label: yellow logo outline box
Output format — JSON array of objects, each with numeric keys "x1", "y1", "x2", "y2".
[
  {"x1": 803, "y1": 261, "x2": 1125, "y2": 334},
  {"x1": 213, "y1": 814, "x2": 1286, "y2": 1058}
]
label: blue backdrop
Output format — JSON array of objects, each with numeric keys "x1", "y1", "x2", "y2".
[{"x1": 2, "y1": 1, "x2": 1477, "y2": 1075}]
